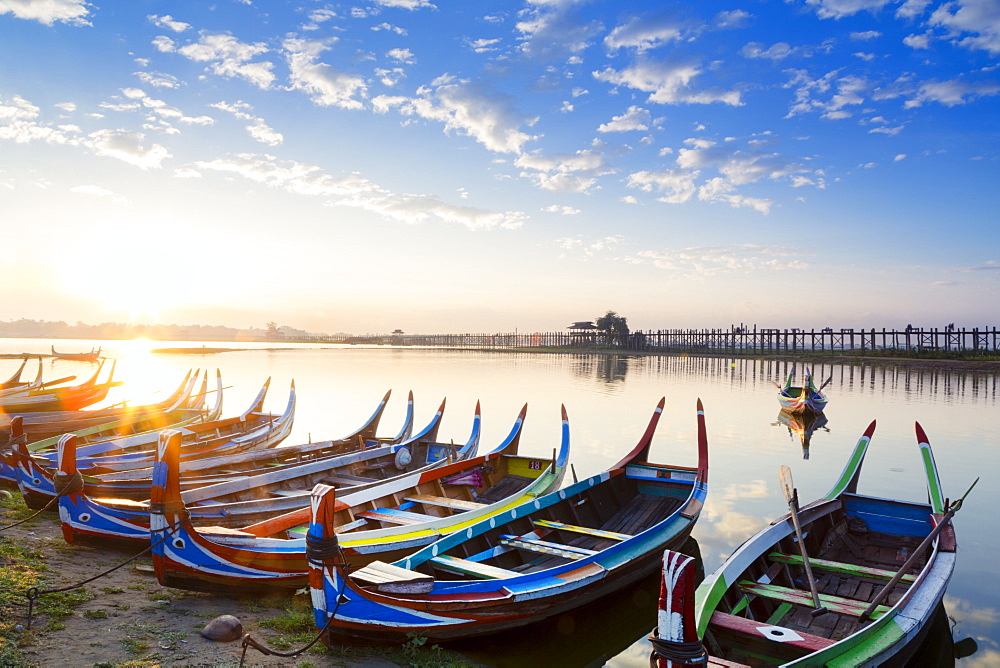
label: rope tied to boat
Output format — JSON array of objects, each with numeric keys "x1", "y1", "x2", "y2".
[
  {"x1": 239, "y1": 538, "x2": 350, "y2": 667},
  {"x1": 648, "y1": 628, "x2": 709, "y2": 666},
  {"x1": 23, "y1": 521, "x2": 183, "y2": 629},
  {"x1": 148, "y1": 500, "x2": 190, "y2": 520},
  {"x1": 53, "y1": 470, "x2": 83, "y2": 497},
  {"x1": 305, "y1": 532, "x2": 348, "y2": 568}
]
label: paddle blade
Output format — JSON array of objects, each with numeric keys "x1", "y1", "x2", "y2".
[{"x1": 779, "y1": 464, "x2": 796, "y2": 504}]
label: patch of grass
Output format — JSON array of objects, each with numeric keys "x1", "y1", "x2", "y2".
[
  {"x1": 127, "y1": 584, "x2": 147, "y2": 591},
  {"x1": 83, "y1": 608, "x2": 110, "y2": 620},
  {"x1": 116, "y1": 620, "x2": 163, "y2": 656},
  {"x1": 100, "y1": 586, "x2": 125, "y2": 594}
]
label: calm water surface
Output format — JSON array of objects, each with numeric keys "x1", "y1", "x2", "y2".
[{"x1": 3, "y1": 338, "x2": 997, "y2": 666}]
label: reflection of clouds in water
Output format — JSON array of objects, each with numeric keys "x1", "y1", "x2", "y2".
[
  {"x1": 604, "y1": 640, "x2": 652, "y2": 667},
  {"x1": 696, "y1": 482, "x2": 772, "y2": 566},
  {"x1": 720, "y1": 479, "x2": 769, "y2": 500},
  {"x1": 958, "y1": 649, "x2": 1000, "y2": 667},
  {"x1": 945, "y1": 594, "x2": 1000, "y2": 626}
]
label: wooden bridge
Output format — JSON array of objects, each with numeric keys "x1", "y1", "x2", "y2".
[{"x1": 375, "y1": 326, "x2": 1000, "y2": 355}]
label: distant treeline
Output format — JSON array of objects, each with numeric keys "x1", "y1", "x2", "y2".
[{"x1": 0, "y1": 318, "x2": 318, "y2": 341}]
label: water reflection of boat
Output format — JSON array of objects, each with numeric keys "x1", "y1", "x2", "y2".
[
  {"x1": 452, "y1": 536, "x2": 703, "y2": 667},
  {"x1": 776, "y1": 410, "x2": 829, "y2": 459},
  {"x1": 652, "y1": 421, "x2": 960, "y2": 667}
]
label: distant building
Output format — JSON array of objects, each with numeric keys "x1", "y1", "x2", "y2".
[{"x1": 568, "y1": 321, "x2": 597, "y2": 346}]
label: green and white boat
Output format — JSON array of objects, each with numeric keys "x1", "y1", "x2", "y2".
[{"x1": 651, "y1": 420, "x2": 961, "y2": 667}]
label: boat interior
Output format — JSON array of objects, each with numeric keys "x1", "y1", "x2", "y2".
[{"x1": 706, "y1": 494, "x2": 936, "y2": 666}]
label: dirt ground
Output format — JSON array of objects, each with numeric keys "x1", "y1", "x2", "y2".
[{"x1": 0, "y1": 501, "x2": 417, "y2": 668}]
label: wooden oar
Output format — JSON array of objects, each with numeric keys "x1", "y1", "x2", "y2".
[
  {"x1": 770, "y1": 380, "x2": 783, "y2": 390},
  {"x1": 819, "y1": 377, "x2": 833, "y2": 390},
  {"x1": 779, "y1": 465, "x2": 827, "y2": 616},
  {"x1": 859, "y1": 477, "x2": 979, "y2": 621}
]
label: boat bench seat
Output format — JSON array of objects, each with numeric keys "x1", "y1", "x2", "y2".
[
  {"x1": 709, "y1": 611, "x2": 836, "y2": 652},
  {"x1": 405, "y1": 494, "x2": 487, "y2": 511},
  {"x1": 767, "y1": 551, "x2": 916, "y2": 584},
  {"x1": 350, "y1": 560, "x2": 434, "y2": 594},
  {"x1": 532, "y1": 519, "x2": 631, "y2": 541},
  {"x1": 737, "y1": 580, "x2": 890, "y2": 619},
  {"x1": 357, "y1": 507, "x2": 437, "y2": 525},
  {"x1": 428, "y1": 554, "x2": 519, "y2": 579},
  {"x1": 200, "y1": 525, "x2": 258, "y2": 547},
  {"x1": 499, "y1": 535, "x2": 597, "y2": 560}
]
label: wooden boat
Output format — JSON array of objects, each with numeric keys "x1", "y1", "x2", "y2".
[
  {"x1": 0, "y1": 359, "x2": 122, "y2": 412},
  {"x1": 776, "y1": 366, "x2": 828, "y2": 415},
  {"x1": 55, "y1": 398, "x2": 476, "y2": 543},
  {"x1": 1, "y1": 368, "x2": 210, "y2": 441},
  {"x1": 51, "y1": 345, "x2": 102, "y2": 361},
  {"x1": 0, "y1": 356, "x2": 30, "y2": 392},
  {"x1": 9, "y1": 379, "x2": 295, "y2": 509},
  {"x1": 776, "y1": 410, "x2": 828, "y2": 460},
  {"x1": 147, "y1": 402, "x2": 567, "y2": 591},
  {"x1": 0, "y1": 370, "x2": 214, "y2": 486},
  {"x1": 651, "y1": 421, "x2": 959, "y2": 667},
  {"x1": 304, "y1": 397, "x2": 709, "y2": 644},
  {"x1": 19, "y1": 389, "x2": 406, "y2": 501}
]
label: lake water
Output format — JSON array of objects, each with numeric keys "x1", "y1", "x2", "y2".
[{"x1": 3, "y1": 338, "x2": 997, "y2": 666}]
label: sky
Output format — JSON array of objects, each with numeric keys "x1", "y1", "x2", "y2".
[{"x1": 1, "y1": 0, "x2": 998, "y2": 335}]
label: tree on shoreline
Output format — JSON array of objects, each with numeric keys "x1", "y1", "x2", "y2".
[{"x1": 596, "y1": 310, "x2": 630, "y2": 346}]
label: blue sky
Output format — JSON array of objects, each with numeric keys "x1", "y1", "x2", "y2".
[{"x1": 1, "y1": 0, "x2": 998, "y2": 335}]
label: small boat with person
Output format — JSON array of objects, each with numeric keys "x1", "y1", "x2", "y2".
[{"x1": 650, "y1": 420, "x2": 967, "y2": 667}]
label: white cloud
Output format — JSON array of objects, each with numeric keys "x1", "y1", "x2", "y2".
[
  {"x1": 373, "y1": 22, "x2": 407, "y2": 35},
  {"x1": 542, "y1": 204, "x2": 581, "y2": 214},
  {"x1": 741, "y1": 42, "x2": 796, "y2": 60},
  {"x1": 0, "y1": 0, "x2": 90, "y2": 26},
  {"x1": 148, "y1": 14, "x2": 190, "y2": 33},
  {"x1": 627, "y1": 169, "x2": 698, "y2": 203},
  {"x1": 516, "y1": 149, "x2": 613, "y2": 193},
  {"x1": 604, "y1": 14, "x2": 690, "y2": 52},
  {"x1": 556, "y1": 234, "x2": 624, "y2": 258},
  {"x1": 630, "y1": 243, "x2": 808, "y2": 275},
  {"x1": 134, "y1": 71, "x2": 182, "y2": 89},
  {"x1": 802, "y1": 0, "x2": 894, "y2": 20},
  {"x1": 929, "y1": 0, "x2": 1000, "y2": 54},
  {"x1": 897, "y1": 0, "x2": 932, "y2": 18},
  {"x1": 156, "y1": 32, "x2": 276, "y2": 89},
  {"x1": 383, "y1": 76, "x2": 539, "y2": 154},
  {"x1": 0, "y1": 95, "x2": 72, "y2": 144},
  {"x1": 593, "y1": 59, "x2": 742, "y2": 106},
  {"x1": 210, "y1": 100, "x2": 283, "y2": 146},
  {"x1": 70, "y1": 184, "x2": 128, "y2": 203},
  {"x1": 84, "y1": 129, "x2": 171, "y2": 168},
  {"x1": 904, "y1": 77, "x2": 1000, "y2": 107},
  {"x1": 784, "y1": 69, "x2": 869, "y2": 119},
  {"x1": 193, "y1": 153, "x2": 524, "y2": 230},
  {"x1": 597, "y1": 105, "x2": 651, "y2": 132},
  {"x1": 376, "y1": 0, "x2": 436, "y2": 9},
  {"x1": 850, "y1": 30, "x2": 881, "y2": 40},
  {"x1": 284, "y1": 37, "x2": 367, "y2": 109},
  {"x1": 895, "y1": 153, "x2": 907, "y2": 160},
  {"x1": 515, "y1": 0, "x2": 604, "y2": 61},
  {"x1": 467, "y1": 37, "x2": 501, "y2": 53},
  {"x1": 387, "y1": 47, "x2": 415, "y2": 63}
]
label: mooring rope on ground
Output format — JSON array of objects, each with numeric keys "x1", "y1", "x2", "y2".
[
  {"x1": 0, "y1": 470, "x2": 83, "y2": 532},
  {"x1": 238, "y1": 533, "x2": 350, "y2": 667},
  {"x1": 24, "y1": 521, "x2": 182, "y2": 629}
]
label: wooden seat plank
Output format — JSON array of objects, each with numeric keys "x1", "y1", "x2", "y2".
[
  {"x1": 737, "y1": 580, "x2": 890, "y2": 619},
  {"x1": 405, "y1": 494, "x2": 487, "y2": 511},
  {"x1": 429, "y1": 554, "x2": 518, "y2": 579},
  {"x1": 532, "y1": 519, "x2": 631, "y2": 541},
  {"x1": 357, "y1": 508, "x2": 437, "y2": 526},
  {"x1": 499, "y1": 535, "x2": 597, "y2": 560},
  {"x1": 768, "y1": 551, "x2": 916, "y2": 584}
]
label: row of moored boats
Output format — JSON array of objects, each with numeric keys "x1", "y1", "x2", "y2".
[{"x1": 0, "y1": 361, "x2": 962, "y2": 665}]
